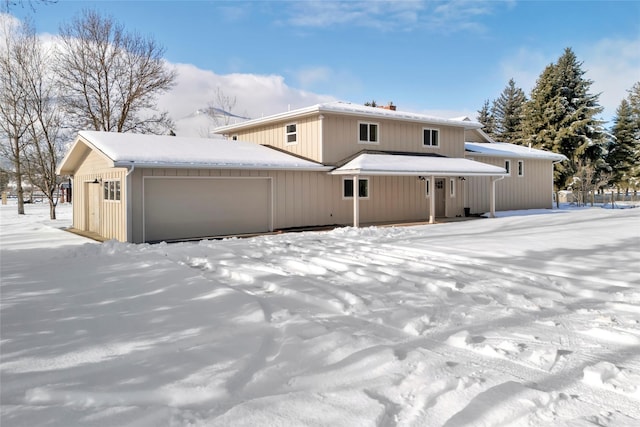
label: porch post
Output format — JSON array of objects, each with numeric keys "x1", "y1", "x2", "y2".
[
  {"x1": 429, "y1": 175, "x2": 435, "y2": 224},
  {"x1": 490, "y1": 177, "x2": 496, "y2": 218},
  {"x1": 353, "y1": 175, "x2": 360, "y2": 227}
]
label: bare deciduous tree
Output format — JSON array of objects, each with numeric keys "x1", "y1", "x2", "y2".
[
  {"x1": 207, "y1": 87, "x2": 237, "y2": 127},
  {"x1": 55, "y1": 9, "x2": 177, "y2": 134},
  {"x1": 20, "y1": 23, "x2": 65, "y2": 219},
  {"x1": 0, "y1": 16, "x2": 32, "y2": 214}
]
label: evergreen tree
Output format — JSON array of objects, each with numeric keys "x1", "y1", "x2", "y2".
[
  {"x1": 477, "y1": 99, "x2": 497, "y2": 138},
  {"x1": 522, "y1": 48, "x2": 607, "y2": 191},
  {"x1": 492, "y1": 78, "x2": 527, "y2": 144},
  {"x1": 607, "y1": 99, "x2": 637, "y2": 190}
]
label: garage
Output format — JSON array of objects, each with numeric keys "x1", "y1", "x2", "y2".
[{"x1": 143, "y1": 177, "x2": 272, "y2": 242}]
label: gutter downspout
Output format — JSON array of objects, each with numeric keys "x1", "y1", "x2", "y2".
[
  {"x1": 125, "y1": 162, "x2": 135, "y2": 242},
  {"x1": 490, "y1": 175, "x2": 505, "y2": 218}
]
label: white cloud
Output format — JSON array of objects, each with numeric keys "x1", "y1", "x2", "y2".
[
  {"x1": 158, "y1": 63, "x2": 336, "y2": 136},
  {"x1": 583, "y1": 37, "x2": 640, "y2": 122},
  {"x1": 284, "y1": 0, "x2": 502, "y2": 33}
]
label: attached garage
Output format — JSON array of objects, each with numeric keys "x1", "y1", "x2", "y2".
[
  {"x1": 143, "y1": 177, "x2": 272, "y2": 242},
  {"x1": 57, "y1": 131, "x2": 330, "y2": 243}
]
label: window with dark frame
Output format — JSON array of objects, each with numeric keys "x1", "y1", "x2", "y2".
[
  {"x1": 343, "y1": 178, "x2": 369, "y2": 198},
  {"x1": 286, "y1": 123, "x2": 297, "y2": 144},
  {"x1": 505, "y1": 160, "x2": 511, "y2": 175},
  {"x1": 518, "y1": 160, "x2": 524, "y2": 176},
  {"x1": 423, "y1": 128, "x2": 439, "y2": 147},
  {"x1": 359, "y1": 122, "x2": 378, "y2": 143}
]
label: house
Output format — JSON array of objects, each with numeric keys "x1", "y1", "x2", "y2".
[{"x1": 57, "y1": 102, "x2": 564, "y2": 243}]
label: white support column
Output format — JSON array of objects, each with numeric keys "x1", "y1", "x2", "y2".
[
  {"x1": 353, "y1": 175, "x2": 360, "y2": 227},
  {"x1": 429, "y1": 175, "x2": 435, "y2": 224},
  {"x1": 490, "y1": 177, "x2": 496, "y2": 218}
]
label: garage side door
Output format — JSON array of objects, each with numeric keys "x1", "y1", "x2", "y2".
[{"x1": 144, "y1": 177, "x2": 271, "y2": 242}]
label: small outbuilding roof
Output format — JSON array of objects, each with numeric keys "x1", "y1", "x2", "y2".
[
  {"x1": 330, "y1": 152, "x2": 507, "y2": 176},
  {"x1": 57, "y1": 131, "x2": 330, "y2": 175},
  {"x1": 465, "y1": 142, "x2": 567, "y2": 161}
]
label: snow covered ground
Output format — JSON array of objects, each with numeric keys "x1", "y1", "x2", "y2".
[{"x1": 1, "y1": 202, "x2": 639, "y2": 426}]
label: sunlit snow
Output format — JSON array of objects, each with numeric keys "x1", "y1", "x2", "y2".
[{"x1": 1, "y1": 202, "x2": 639, "y2": 426}]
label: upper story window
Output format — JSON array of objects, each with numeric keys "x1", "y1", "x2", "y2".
[
  {"x1": 505, "y1": 159, "x2": 511, "y2": 175},
  {"x1": 343, "y1": 177, "x2": 369, "y2": 199},
  {"x1": 423, "y1": 128, "x2": 439, "y2": 147},
  {"x1": 285, "y1": 123, "x2": 297, "y2": 145},
  {"x1": 103, "y1": 180, "x2": 121, "y2": 201},
  {"x1": 359, "y1": 122, "x2": 379, "y2": 144},
  {"x1": 518, "y1": 160, "x2": 524, "y2": 177}
]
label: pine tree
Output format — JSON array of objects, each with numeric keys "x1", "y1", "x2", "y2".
[
  {"x1": 477, "y1": 99, "x2": 497, "y2": 139},
  {"x1": 492, "y1": 78, "x2": 527, "y2": 144},
  {"x1": 607, "y1": 99, "x2": 637, "y2": 190},
  {"x1": 522, "y1": 48, "x2": 607, "y2": 191}
]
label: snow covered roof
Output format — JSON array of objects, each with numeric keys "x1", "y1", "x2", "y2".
[
  {"x1": 214, "y1": 101, "x2": 483, "y2": 134},
  {"x1": 331, "y1": 153, "x2": 507, "y2": 176},
  {"x1": 465, "y1": 142, "x2": 567, "y2": 161},
  {"x1": 58, "y1": 131, "x2": 329, "y2": 175}
]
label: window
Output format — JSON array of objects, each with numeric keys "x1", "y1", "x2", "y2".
[
  {"x1": 285, "y1": 123, "x2": 297, "y2": 144},
  {"x1": 103, "y1": 180, "x2": 121, "y2": 201},
  {"x1": 505, "y1": 160, "x2": 511, "y2": 175},
  {"x1": 518, "y1": 160, "x2": 524, "y2": 177},
  {"x1": 450, "y1": 178, "x2": 456, "y2": 197},
  {"x1": 343, "y1": 178, "x2": 369, "y2": 199},
  {"x1": 425, "y1": 178, "x2": 430, "y2": 197},
  {"x1": 359, "y1": 122, "x2": 379, "y2": 143},
  {"x1": 423, "y1": 128, "x2": 440, "y2": 147},
  {"x1": 231, "y1": 135, "x2": 238, "y2": 141}
]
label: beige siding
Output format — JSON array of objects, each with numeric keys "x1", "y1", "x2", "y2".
[
  {"x1": 127, "y1": 167, "x2": 450, "y2": 242},
  {"x1": 466, "y1": 157, "x2": 554, "y2": 213},
  {"x1": 321, "y1": 113, "x2": 466, "y2": 165},
  {"x1": 228, "y1": 115, "x2": 323, "y2": 163},
  {"x1": 73, "y1": 150, "x2": 128, "y2": 241}
]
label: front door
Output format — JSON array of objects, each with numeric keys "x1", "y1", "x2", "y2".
[
  {"x1": 87, "y1": 182, "x2": 100, "y2": 233},
  {"x1": 435, "y1": 178, "x2": 446, "y2": 217}
]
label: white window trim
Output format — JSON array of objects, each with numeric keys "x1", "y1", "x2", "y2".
[
  {"x1": 358, "y1": 121, "x2": 379, "y2": 144},
  {"x1": 505, "y1": 159, "x2": 512, "y2": 176},
  {"x1": 342, "y1": 177, "x2": 370, "y2": 199},
  {"x1": 285, "y1": 122, "x2": 297, "y2": 145},
  {"x1": 423, "y1": 127, "x2": 440, "y2": 148},
  {"x1": 449, "y1": 178, "x2": 456, "y2": 198},
  {"x1": 103, "y1": 180, "x2": 121, "y2": 202},
  {"x1": 518, "y1": 160, "x2": 524, "y2": 177}
]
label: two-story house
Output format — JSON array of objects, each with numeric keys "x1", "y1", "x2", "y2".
[{"x1": 58, "y1": 102, "x2": 564, "y2": 243}]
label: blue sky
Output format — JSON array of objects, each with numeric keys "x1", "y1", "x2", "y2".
[{"x1": 7, "y1": 0, "x2": 640, "y2": 128}]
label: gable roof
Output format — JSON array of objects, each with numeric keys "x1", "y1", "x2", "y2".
[
  {"x1": 57, "y1": 131, "x2": 330, "y2": 175},
  {"x1": 214, "y1": 101, "x2": 484, "y2": 134},
  {"x1": 465, "y1": 142, "x2": 567, "y2": 161},
  {"x1": 331, "y1": 152, "x2": 507, "y2": 176}
]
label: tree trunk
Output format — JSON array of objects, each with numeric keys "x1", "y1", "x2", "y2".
[{"x1": 14, "y1": 136, "x2": 25, "y2": 215}]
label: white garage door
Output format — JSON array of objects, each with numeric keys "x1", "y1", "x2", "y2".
[{"x1": 144, "y1": 177, "x2": 271, "y2": 242}]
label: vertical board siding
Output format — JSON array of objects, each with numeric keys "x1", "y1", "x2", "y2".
[
  {"x1": 73, "y1": 150, "x2": 128, "y2": 241},
  {"x1": 230, "y1": 116, "x2": 322, "y2": 163},
  {"x1": 322, "y1": 114, "x2": 465, "y2": 165},
  {"x1": 466, "y1": 157, "x2": 554, "y2": 213}
]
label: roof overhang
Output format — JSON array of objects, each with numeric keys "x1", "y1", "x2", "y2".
[
  {"x1": 214, "y1": 101, "x2": 483, "y2": 135},
  {"x1": 57, "y1": 131, "x2": 332, "y2": 175},
  {"x1": 57, "y1": 135, "x2": 115, "y2": 176},
  {"x1": 330, "y1": 153, "x2": 507, "y2": 176}
]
